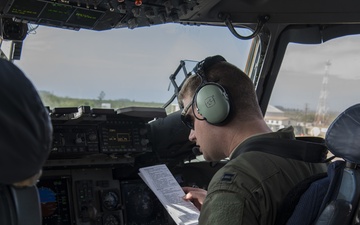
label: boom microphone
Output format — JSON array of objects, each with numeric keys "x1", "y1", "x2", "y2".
[{"x1": 192, "y1": 146, "x2": 202, "y2": 156}]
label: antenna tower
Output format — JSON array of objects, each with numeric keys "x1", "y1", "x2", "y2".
[{"x1": 314, "y1": 60, "x2": 331, "y2": 125}]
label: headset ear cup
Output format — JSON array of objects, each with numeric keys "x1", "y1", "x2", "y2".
[{"x1": 195, "y1": 84, "x2": 230, "y2": 124}]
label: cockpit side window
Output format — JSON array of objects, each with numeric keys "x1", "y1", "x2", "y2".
[{"x1": 267, "y1": 35, "x2": 360, "y2": 138}]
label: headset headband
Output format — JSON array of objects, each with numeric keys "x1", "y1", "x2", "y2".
[{"x1": 193, "y1": 55, "x2": 227, "y2": 82}]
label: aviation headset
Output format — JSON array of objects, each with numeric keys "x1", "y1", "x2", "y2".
[{"x1": 192, "y1": 55, "x2": 231, "y2": 125}]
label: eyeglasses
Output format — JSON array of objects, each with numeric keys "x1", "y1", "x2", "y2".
[{"x1": 181, "y1": 101, "x2": 195, "y2": 130}]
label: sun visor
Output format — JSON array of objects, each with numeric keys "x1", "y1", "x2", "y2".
[{"x1": 149, "y1": 110, "x2": 195, "y2": 160}]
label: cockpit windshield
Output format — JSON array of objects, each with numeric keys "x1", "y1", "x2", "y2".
[{"x1": 5, "y1": 24, "x2": 253, "y2": 112}]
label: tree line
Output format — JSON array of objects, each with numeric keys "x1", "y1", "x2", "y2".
[{"x1": 39, "y1": 91, "x2": 164, "y2": 110}]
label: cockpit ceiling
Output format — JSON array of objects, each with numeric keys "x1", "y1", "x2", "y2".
[{"x1": 1, "y1": 0, "x2": 360, "y2": 31}]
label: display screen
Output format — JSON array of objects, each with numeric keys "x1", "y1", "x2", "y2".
[
  {"x1": 7, "y1": 0, "x2": 104, "y2": 29},
  {"x1": 7, "y1": 0, "x2": 45, "y2": 18},
  {"x1": 98, "y1": 117, "x2": 151, "y2": 153},
  {"x1": 100, "y1": 126, "x2": 133, "y2": 152},
  {"x1": 108, "y1": 128, "x2": 132, "y2": 143},
  {"x1": 40, "y1": 3, "x2": 75, "y2": 22},
  {"x1": 121, "y1": 180, "x2": 175, "y2": 225},
  {"x1": 37, "y1": 177, "x2": 73, "y2": 225},
  {"x1": 67, "y1": 8, "x2": 104, "y2": 28}
]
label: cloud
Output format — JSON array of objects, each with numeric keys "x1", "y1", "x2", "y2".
[{"x1": 281, "y1": 36, "x2": 360, "y2": 79}]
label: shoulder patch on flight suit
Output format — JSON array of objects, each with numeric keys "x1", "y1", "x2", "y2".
[{"x1": 220, "y1": 173, "x2": 237, "y2": 183}]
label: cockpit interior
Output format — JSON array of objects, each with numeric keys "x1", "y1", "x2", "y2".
[{"x1": 1, "y1": 0, "x2": 360, "y2": 225}]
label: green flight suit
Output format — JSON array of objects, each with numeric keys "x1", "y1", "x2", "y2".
[{"x1": 198, "y1": 128, "x2": 327, "y2": 225}]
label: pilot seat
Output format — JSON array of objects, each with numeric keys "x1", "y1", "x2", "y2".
[{"x1": 278, "y1": 103, "x2": 360, "y2": 225}]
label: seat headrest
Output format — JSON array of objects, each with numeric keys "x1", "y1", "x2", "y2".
[
  {"x1": 325, "y1": 103, "x2": 360, "y2": 164},
  {"x1": 0, "y1": 184, "x2": 42, "y2": 225}
]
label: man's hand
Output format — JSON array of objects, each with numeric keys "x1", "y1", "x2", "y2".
[{"x1": 182, "y1": 186, "x2": 207, "y2": 210}]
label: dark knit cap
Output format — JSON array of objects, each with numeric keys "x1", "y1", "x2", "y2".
[{"x1": 0, "y1": 59, "x2": 52, "y2": 184}]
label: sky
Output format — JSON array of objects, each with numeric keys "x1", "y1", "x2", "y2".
[{"x1": 9, "y1": 24, "x2": 252, "y2": 105}]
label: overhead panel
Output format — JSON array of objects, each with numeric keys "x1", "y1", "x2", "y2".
[{"x1": 2, "y1": 0, "x2": 200, "y2": 31}]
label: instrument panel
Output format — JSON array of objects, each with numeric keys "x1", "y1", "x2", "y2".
[
  {"x1": 38, "y1": 106, "x2": 170, "y2": 225},
  {"x1": 36, "y1": 106, "x2": 213, "y2": 225},
  {"x1": 48, "y1": 106, "x2": 165, "y2": 160}
]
